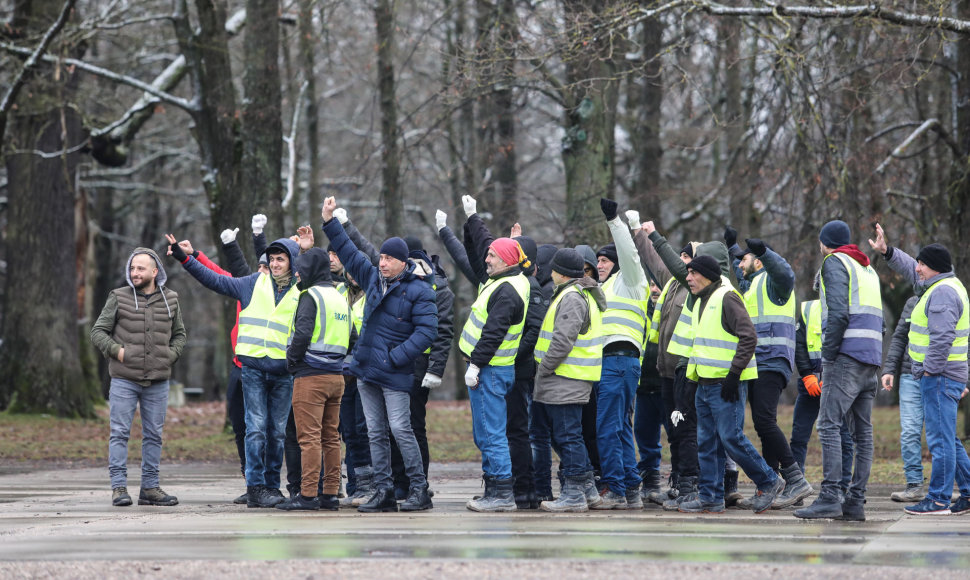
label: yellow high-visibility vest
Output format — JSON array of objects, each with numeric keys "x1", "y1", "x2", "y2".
[
  {"x1": 534, "y1": 284, "x2": 604, "y2": 381},
  {"x1": 687, "y1": 284, "x2": 758, "y2": 381},
  {"x1": 458, "y1": 273, "x2": 531, "y2": 366},
  {"x1": 236, "y1": 274, "x2": 300, "y2": 360},
  {"x1": 908, "y1": 277, "x2": 969, "y2": 364}
]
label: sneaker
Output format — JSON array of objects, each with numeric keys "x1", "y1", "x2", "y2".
[
  {"x1": 904, "y1": 498, "x2": 951, "y2": 516},
  {"x1": 275, "y1": 494, "x2": 320, "y2": 511},
  {"x1": 266, "y1": 488, "x2": 285, "y2": 502},
  {"x1": 591, "y1": 489, "x2": 628, "y2": 510},
  {"x1": 318, "y1": 494, "x2": 340, "y2": 511},
  {"x1": 138, "y1": 487, "x2": 179, "y2": 506},
  {"x1": 950, "y1": 496, "x2": 970, "y2": 516},
  {"x1": 247, "y1": 485, "x2": 285, "y2": 508},
  {"x1": 891, "y1": 483, "x2": 925, "y2": 503},
  {"x1": 678, "y1": 496, "x2": 725, "y2": 513},
  {"x1": 233, "y1": 491, "x2": 248, "y2": 505},
  {"x1": 112, "y1": 487, "x2": 132, "y2": 507}
]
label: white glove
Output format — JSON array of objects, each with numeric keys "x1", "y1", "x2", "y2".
[
  {"x1": 251, "y1": 214, "x2": 267, "y2": 235},
  {"x1": 462, "y1": 195, "x2": 477, "y2": 217},
  {"x1": 671, "y1": 410, "x2": 684, "y2": 427},
  {"x1": 220, "y1": 227, "x2": 239, "y2": 244},
  {"x1": 464, "y1": 364, "x2": 480, "y2": 388},
  {"x1": 421, "y1": 373, "x2": 442, "y2": 389},
  {"x1": 625, "y1": 210, "x2": 641, "y2": 231},
  {"x1": 333, "y1": 208, "x2": 349, "y2": 224},
  {"x1": 435, "y1": 210, "x2": 447, "y2": 231}
]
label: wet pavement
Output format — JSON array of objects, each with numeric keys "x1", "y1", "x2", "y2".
[{"x1": 0, "y1": 462, "x2": 968, "y2": 578}]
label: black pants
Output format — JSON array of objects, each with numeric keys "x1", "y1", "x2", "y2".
[
  {"x1": 508, "y1": 377, "x2": 535, "y2": 496},
  {"x1": 582, "y1": 382, "x2": 601, "y2": 477},
  {"x1": 391, "y1": 355, "x2": 432, "y2": 491},
  {"x1": 226, "y1": 365, "x2": 246, "y2": 476},
  {"x1": 663, "y1": 367, "x2": 698, "y2": 477},
  {"x1": 340, "y1": 375, "x2": 371, "y2": 495},
  {"x1": 748, "y1": 370, "x2": 795, "y2": 471},
  {"x1": 285, "y1": 408, "x2": 303, "y2": 494}
]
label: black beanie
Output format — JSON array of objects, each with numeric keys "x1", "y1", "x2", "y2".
[
  {"x1": 916, "y1": 243, "x2": 952, "y2": 274},
  {"x1": 551, "y1": 248, "x2": 585, "y2": 279},
  {"x1": 596, "y1": 243, "x2": 618, "y2": 264},
  {"x1": 404, "y1": 235, "x2": 424, "y2": 253},
  {"x1": 819, "y1": 220, "x2": 851, "y2": 249},
  {"x1": 687, "y1": 255, "x2": 721, "y2": 283},
  {"x1": 681, "y1": 243, "x2": 694, "y2": 258},
  {"x1": 380, "y1": 237, "x2": 409, "y2": 263}
]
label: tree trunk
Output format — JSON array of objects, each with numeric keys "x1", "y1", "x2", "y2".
[
  {"x1": 491, "y1": 0, "x2": 518, "y2": 230},
  {"x1": 561, "y1": 0, "x2": 620, "y2": 247},
  {"x1": 0, "y1": 0, "x2": 99, "y2": 416},
  {"x1": 241, "y1": 0, "x2": 284, "y2": 234},
  {"x1": 375, "y1": 0, "x2": 403, "y2": 237},
  {"x1": 300, "y1": 0, "x2": 321, "y2": 224},
  {"x1": 629, "y1": 6, "x2": 663, "y2": 220}
]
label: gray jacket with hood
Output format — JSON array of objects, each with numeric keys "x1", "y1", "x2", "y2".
[
  {"x1": 91, "y1": 248, "x2": 186, "y2": 385},
  {"x1": 533, "y1": 276, "x2": 608, "y2": 405}
]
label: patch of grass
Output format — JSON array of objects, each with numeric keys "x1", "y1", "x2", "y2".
[{"x1": 1, "y1": 400, "x2": 966, "y2": 486}]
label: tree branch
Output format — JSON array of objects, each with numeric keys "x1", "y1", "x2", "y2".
[
  {"x1": 282, "y1": 81, "x2": 308, "y2": 209},
  {"x1": 874, "y1": 118, "x2": 963, "y2": 174}
]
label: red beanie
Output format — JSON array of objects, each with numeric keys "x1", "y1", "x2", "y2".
[{"x1": 490, "y1": 238, "x2": 525, "y2": 268}]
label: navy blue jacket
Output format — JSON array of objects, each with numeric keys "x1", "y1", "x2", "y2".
[{"x1": 322, "y1": 219, "x2": 437, "y2": 392}]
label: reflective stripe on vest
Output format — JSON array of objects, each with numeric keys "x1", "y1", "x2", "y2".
[
  {"x1": 819, "y1": 253, "x2": 883, "y2": 366},
  {"x1": 236, "y1": 275, "x2": 300, "y2": 360},
  {"x1": 908, "y1": 277, "x2": 970, "y2": 364},
  {"x1": 351, "y1": 294, "x2": 366, "y2": 335},
  {"x1": 458, "y1": 273, "x2": 531, "y2": 366},
  {"x1": 667, "y1": 275, "x2": 733, "y2": 358},
  {"x1": 743, "y1": 270, "x2": 796, "y2": 370},
  {"x1": 687, "y1": 284, "x2": 758, "y2": 381},
  {"x1": 651, "y1": 278, "x2": 677, "y2": 347},
  {"x1": 801, "y1": 300, "x2": 823, "y2": 371},
  {"x1": 534, "y1": 284, "x2": 604, "y2": 381},
  {"x1": 291, "y1": 286, "x2": 352, "y2": 366},
  {"x1": 600, "y1": 274, "x2": 649, "y2": 353}
]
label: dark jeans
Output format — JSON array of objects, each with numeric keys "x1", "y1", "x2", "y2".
[
  {"x1": 818, "y1": 354, "x2": 877, "y2": 500},
  {"x1": 665, "y1": 368, "x2": 698, "y2": 477},
  {"x1": 748, "y1": 371, "x2": 796, "y2": 471},
  {"x1": 226, "y1": 364, "x2": 246, "y2": 475},
  {"x1": 340, "y1": 374, "x2": 371, "y2": 495},
  {"x1": 391, "y1": 357, "x2": 431, "y2": 491},
  {"x1": 582, "y1": 382, "x2": 601, "y2": 478},
  {"x1": 790, "y1": 381, "x2": 854, "y2": 491},
  {"x1": 634, "y1": 388, "x2": 667, "y2": 473},
  {"x1": 508, "y1": 378, "x2": 536, "y2": 496},
  {"x1": 536, "y1": 402, "x2": 590, "y2": 477},
  {"x1": 531, "y1": 393, "x2": 559, "y2": 497}
]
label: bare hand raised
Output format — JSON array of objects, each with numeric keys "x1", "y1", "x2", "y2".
[
  {"x1": 322, "y1": 196, "x2": 337, "y2": 222},
  {"x1": 868, "y1": 223, "x2": 887, "y2": 255}
]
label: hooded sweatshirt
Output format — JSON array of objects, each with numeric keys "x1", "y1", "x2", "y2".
[
  {"x1": 533, "y1": 276, "x2": 608, "y2": 405},
  {"x1": 91, "y1": 248, "x2": 186, "y2": 385},
  {"x1": 177, "y1": 237, "x2": 301, "y2": 375},
  {"x1": 287, "y1": 248, "x2": 345, "y2": 378}
]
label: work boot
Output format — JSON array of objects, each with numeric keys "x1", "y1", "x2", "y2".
[
  {"x1": 794, "y1": 490, "x2": 843, "y2": 519},
  {"x1": 318, "y1": 493, "x2": 340, "y2": 511},
  {"x1": 891, "y1": 483, "x2": 925, "y2": 503},
  {"x1": 592, "y1": 488, "x2": 629, "y2": 510},
  {"x1": 138, "y1": 487, "x2": 179, "y2": 506},
  {"x1": 265, "y1": 488, "x2": 285, "y2": 503},
  {"x1": 772, "y1": 463, "x2": 815, "y2": 509},
  {"x1": 583, "y1": 471, "x2": 603, "y2": 508},
  {"x1": 233, "y1": 491, "x2": 248, "y2": 505},
  {"x1": 358, "y1": 487, "x2": 399, "y2": 513},
  {"x1": 678, "y1": 496, "x2": 725, "y2": 514},
  {"x1": 667, "y1": 471, "x2": 680, "y2": 499},
  {"x1": 723, "y1": 469, "x2": 743, "y2": 508},
  {"x1": 275, "y1": 494, "x2": 320, "y2": 511},
  {"x1": 640, "y1": 470, "x2": 664, "y2": 505},
  {"x1": 341, "y1": 466, "x2": 374, "y2": 507},
  {"x1": 625, "y1": 483, "x2": 643, "y2": 509},
  {"x1": 467, "y1": 477, "x2": 517, "y2": 512},
  {"x1": 663, "y1": 475, "x2": 697, "y2": 511},
  {"x1": 540, "y1": 475, "x2": 589, "y2": 512},
  {"x1": 400, "y1": 484, "x2": 433, "y2": 512},
  {"x1": 515, "y1": 490, "x2": 539, "y2": 510},
  {"x1": 749, "y1": 477, "x2": 785, "y2": 513},
  {"x1": 838, "y1": 497, "x2": 866, "y2": 521},
  {"x1": 112, "y1": 487, "x2": 132, "y2": 507},
  {"x1": 247, "y1": 485, "x2": 284, "y2": 508}
]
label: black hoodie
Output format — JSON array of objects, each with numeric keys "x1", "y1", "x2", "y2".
[{"x1": 287, "y1": 248, "x2": 344, "y2": 378}]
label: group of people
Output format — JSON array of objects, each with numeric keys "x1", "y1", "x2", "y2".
[{"x1": 91, "y1": 194, "x2": 970, "y2": 518}]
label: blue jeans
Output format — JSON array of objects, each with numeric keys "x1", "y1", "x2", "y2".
[
  {"x1": 920, "y1": 375, "x2": 970, "y2": 504},
  {"x1": 108, "y1": 378, "x2": 170, "y2": 489},
  {"x1": 240, "y1": 366, "x2": 293, "y2": 488},
  {"x1": 358, "y1": 381, "x2": 426, "y2": 491},
  {"x1": 898, "y1": 373, "x2": 925, "y2": 485},
  {"x1": 596, "y1": 354, "x2": 641, "y2": 494},
  {"x1": 818, "y1": 355, "x2": 876, "y2": 500},
  {"x1": 536, "y1": 402, "x2": 590, "y2": 477},
  {"x1": 634, "y1": 390, "x2": 665, "y2": 473},
  {"x1": 469, "y1": 364, "x2": 515, "y2": 479},
  {"x1": 530, "y1": 398, "x2": 561, "y2": 496},
  {"x1": 695, "y1": 381, "x2": 777, "y2": 503},
  {"x1": 790, "y1": 381, "x2": 854, "y2": 491}
]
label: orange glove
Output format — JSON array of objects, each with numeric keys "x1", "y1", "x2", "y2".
[{"x1": 802, "y1": 375, "x2": 821, "y2": 397}]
